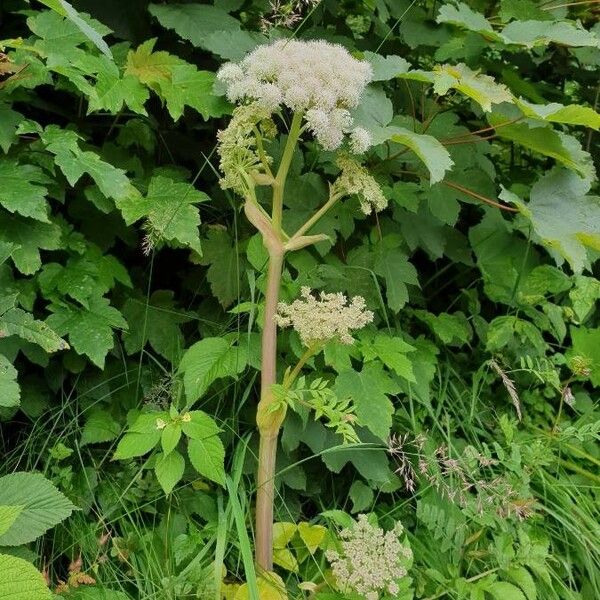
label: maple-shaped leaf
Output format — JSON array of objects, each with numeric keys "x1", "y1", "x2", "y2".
[
  {"x1": 125, "y1": 38, "x2": 181, "y2": 86},
  {"x1": 0, "y1": 213, "x2": 62, "y2": 275},
  {"x1": 122, "y1": 290, "x2": 192, "y2": 363},
  {"x1": 88, "y1": 61, "x2": 149, "y2": 115},
  {"x1": 116, "y1": 175, "x2": 208, "y2": 254},
  {"x1": 334, "y1": 362, "x2": 400, "y2": 441},
  {"x1": 46, "y1": 295, "x2": 127, "y2": 368},
  {"x1": 38, "y1": 246, "x2": 131, "y2": 306},
  {"x1": 373, "y1": 246, "x2": 419, "y2": 311},
  {"x1": 41, "y1": 126, "x2": 133, "y2": 200},
  {"x1": 507, "y1": 169, "x2": 600, "y2": 273},
  {"x1": 0, "y1": 160, "x2": 50, "y2": 222}
]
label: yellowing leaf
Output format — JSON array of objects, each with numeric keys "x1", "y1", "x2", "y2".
[
  {"x1": 234, "y1": 572, "x2": 288, "y2": 600},
  {"x1": 297, "y1": 522, "x2": 326, "y2": 554}
]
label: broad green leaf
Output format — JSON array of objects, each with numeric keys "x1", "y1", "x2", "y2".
[
  {"x1": 385, "y1": 126, "x2": 454, "y2": 184},
  {"x1": 188, "y1": 434, "x2": 226, "y2": 486},
  {"x1": 273, "y1": 522, "x2": 298, "y2": 572},
  {"x1": 436, "y1": 3, "x2": 502, "y2": 41},
  {"x1": 364, "y1": 333, "x2": 416, "y2": 382},
  {"x1": 501, "y1": 20, "x2": 600, "y2": 49},
  {"x1": 0, "y1": 553, "x2": 52, "y2": 600},
  {"x1": 36, "y1": 0, "x2": 113, "y2": 58},
  {"x1": 0, "y1": 354, "x2": 20, "y2": 408},
  {"x1": 498, "y1": 0, "x2": 549, "y2": 22},
  {"x1": 155, "y1": 450, "x2": 185, "y2": 494},
  {"x1": 486, "y1": 316, "x2": 546, "y2": 357},
  {"x1": 81, "y1": 409, "x2": 121, "y2": 446},
  {"x1": 235, "y1": 572, "x2": 287, "y2": 600},
  {"x1": 0, "y1": 103, "x2": 23, "y2": 153},
  {"x1": 490, "y1": 118, "x2": 594, "y2": 180},
  {"x1": 414, "y1": 310, "x2": 472, "y2": 346},
  {"x1": 505, "y1": 566, "x2": 537, "y2": 600},
  {"x1": 0, "y1": 213, "x2": 62, "y2": 275},
  {"x1": 161, "y1": 422, "x2": 182, "y2": 455},
  {"x1": 0, "y1": 160, "x2": 49, "y2": 222},
  {"x1": 351, "y1": 85, "x2": 393, "y2": 138},
  {"x1": 568, "y1": 327, "x2": 600, "y2": 386},
  {"x1": 179, "y1": 337, "x2": 248, "y2": 404},
  {"x1": 125, "y1": 39, "x2": 181, "y2": 86},
  {"x1": 511, "y1": 169, "x2": 600, "y2": 273},
  {"x1": 0, "y1": 505, "x2": 23, "y2": 536},
  {"x1": 88, "y1": 67, "x2": 149, "y2": 115},
  {"x1": 0, "y1": 472, "x2": 76, "y2": 546},
  {"x1": 333, "y1": 363, "x2": 399, "y2": 440},
  {"x1": 363, "y1": 52, "x2": 410, "y2": 81},
  {"x1": 349, "y1": 480, "x2": 374, "y2": 513},
  {"x1": 116, "y1": 175, "x2": 208, "y2": 254},
  {"x1": 373, "y1": 247, "x2": 419, "y2": 311},
  {"x1": 41, "y1": 126, "x2": 132, "y2": 200},
  {"x1": 485, "y1": 581, "x2": 526, "y2": 600},
  {"x1": 202, "y1": 29, "x2": 263, "y2": 61},
  {"x1": 39, "y1": 246, "x2": 131, "y2": 306},
  {"x1": 122, "y1": 290, "x2": 191, "y2": 363},
  {"x1": 518, "y1": 99, "x2": 600, "y2": 130},
  {"x1": 113, "y1": 430, "x2": 161, "y2": 460},
  {"x1": 181, "y1": 410, "x2": 221, "y2": 441},
  {"x1": 570, "y1": 276, "x2": 600, "y2": 322},
  {"x1": 148, "y1": 3, "x2": 240, "y2": 48},
  {"x1": 46, "y1": 295, "x2": 127, "y2": 367},
  {"x1": 0, "y1": 307, "x2": 68, "y2": 353}
]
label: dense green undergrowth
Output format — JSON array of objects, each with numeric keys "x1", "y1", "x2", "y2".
[{"x1": 0, "y1": 0, "x2": 599, "y2": 599}]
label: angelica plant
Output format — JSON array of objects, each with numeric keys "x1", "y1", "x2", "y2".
[{"x1": 216, "y1": 39, "x2": 385, "y2": 570}]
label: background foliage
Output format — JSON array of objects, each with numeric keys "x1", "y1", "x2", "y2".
[{"x1": 0, "y1": 0, "x2": 599, "y2": 599}]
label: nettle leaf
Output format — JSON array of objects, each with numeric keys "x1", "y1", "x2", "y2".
[
  {"x1": 155, "y1": 450, "x2": 185, "y2": 494},
  {"x1": 0, "y1": 554, "x2": 52, "y2": 600},
  {"x1": 179, "y1": 337, "x2": 248, "y2": 405},
  {"x1": 511, "y1": 169, "x2": 600, "y2": 273},
  {"x1": 384, "y1": 126, "x2": 454, "y2": 184},
  {"x1": 0, "y1": 213, "x2": 62, "y2": 275},
  {"x1": 80, "y1": 409, "x2": 121, "y2": 446},
  {"x1": 116, "y1": 175, "x2": 208, "y2": 254},
  {"x1": 41, "y1": 126, "x2": 132, "y2": 200},
  {"x1": 489, "y1": 117, "x2": 595, "y2": 180},
  {"x1": 46, "y1": 295, "x2": 127, "y2": 368},
  {"x1": 122, "y1": 290, "x2": 191, "y2": 363},
  {"x1": 0, "y1": 354, "x2": 20, "y2": 408},
  {"x1": 185, "y1": 411, "x2": 225, "y2": 486},
  {"x1": 125, "y1": 39, "x2": 229, "y2": 120},
  {"x1": 0, "y1": 307, "x2": 68, "y2": 353},
  {"x1": 334, "y1": 363, "x2": 400, "y2": 441},
  {"x1": 0, "y1": 472, "x2": 76, "y2": 546}
]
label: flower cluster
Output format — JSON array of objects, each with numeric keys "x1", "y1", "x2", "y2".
[
  {"x1": 216, "y1": 103, "x2": 275, "y2": 194},
  {"x1": 333, "y1": 155, "x2": 388, "y2": 214},
  {"x1": 276, "y1": 287, "x2": 373, "y2": 346},
  {"x1": 326, "y1": 514, "x2": 412, "y2": 600},
  {"x1": 217, "y1": 39, "x2": 373, "y2": 152}
]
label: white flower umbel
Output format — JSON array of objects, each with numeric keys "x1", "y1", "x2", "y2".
[
  {"x1": 217, "y1": 39, "x2": 373, "y2": 153},
  {"x1": 326, "y1": 514, "x2": 413, "y2": 600},
  {"x1": 333, "y1": 155, "x2": 387, "y2": 214},
  {"x1": 276, "y1": 287, "x2": 373, "y2": 346}
]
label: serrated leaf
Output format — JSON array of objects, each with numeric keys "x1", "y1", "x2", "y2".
[
  {"x1": 188, "y1": 434, "x2": 226, "y2": 486},
  {"x1": 122, "y1": 291, "x2": 191, "y2": 363},
  {"x1": 385, "y1": 126, "x2": 454, "y2": 184},
  {"x1": 568, "y1": 327, "x2": 600, "y2": 386},
  {"x1": 148, "y1": 3, "x2": 240, "y2": 48},
  {"x1": 0, "y1": 354, "x2": 20, "y2": 408},
  {"x1": 436, "y1": 3, "x2": 501, "y2": 40},
  {"x1": 513, "y1": 169, "x2": 600, "y2": 273},
  {"x1": 518, "y1": 99, "x2": 600, "y2": 130},
  {"x1": 0, "y1": 213, "x2": 62, "y2": 275},
  {"x1": 155, "y1": 450, "x2": 185, "y2": 494},
  {"x1": 46, "y1": 295, "x2": 127, "y2": 368},
  {"x1": 485, "y1": 581, "x2": 526, "y2": 600},
  {"x1": 41, "y1": 126, "x2": 132, "y2": 200},
  {"x1": 501, "y1": 20, "x2": 600, "y2": 49},
  {"x1": 363, "y1": 52, "x2": 410, "y2": 81},
  {"x1": 81, "y1": 409, "x2": 121, "y2": 446},
  {"x1": 113, "y1": 430, "x2": 161, "y2": 460},
  {"x1": 0, "y1": 472, "x2": 75, "y2": 546},
  {"x1": 181, "y1": 410, "x2": 221, "y2": 441},
  {"x1": 0, "y1": 160, "x2": 49, "y2": 222},
  {"x1": 505, "y1": 566, "x2": 537, "y2": 600},
  {"x1": 161, "y1": 422, "x2": 182, "y2": 455},
  {"x1": 373, "y1": 247, "x2": 419, "y2": 311},
  {"x1": 0, "y1": 553, "x2": 52, "y2": 600},
  {"x1": 366, "y1": 334, "x2": 416, "y2": 382},
  {"x1": 0, "y1": 307, "x2": 68, "y2": 353},
  {"x1": 333, "y1": 363, "x2": 399, "y2": 440},
  {"x1": 179, "y1": 337, "x2": 247, "y2": 404},
  {"x1": 116, "y1": 175, "x2": 208, "y2": 254},
  {"x1": 0, "y1": 505, "x2": 23, "y2": 536},
  {"x1": 414, "y1": 310, "x2": 472, "y2": 346},
  {"x1": 0, "y1": 103, "x2": 24, "y2": 153}
]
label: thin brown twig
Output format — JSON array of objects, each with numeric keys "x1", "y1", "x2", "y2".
[{"x1": 443, "y1": 180, "x2": 519, "y2": 212}]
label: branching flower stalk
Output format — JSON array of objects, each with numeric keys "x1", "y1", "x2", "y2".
[{"x1": 216, "y1": 39, "x2": 384, "y2": 570}]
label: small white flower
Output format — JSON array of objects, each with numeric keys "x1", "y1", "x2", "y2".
[
  {"x1": 349, "y1": 127, "x2": 372, "y2": 154},
  {"x1": 155, "y1": 418, "x2": 167, "y2": 430},
  {"x1": 333, "y1": 155, "x2": 387, "y2": 214},
  {"x1": 276, "y1": 287, "x2": 373, "y2": 346}
]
